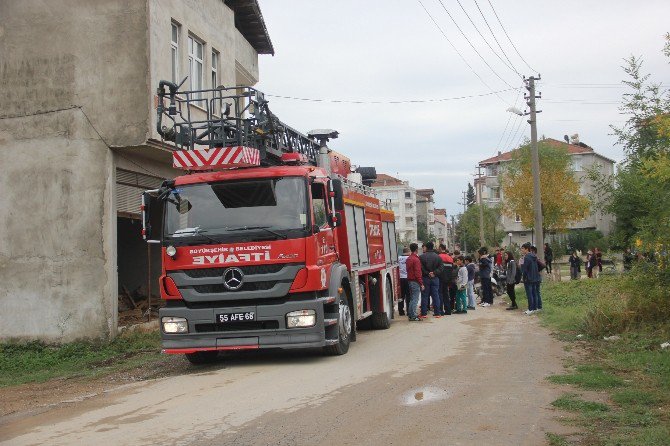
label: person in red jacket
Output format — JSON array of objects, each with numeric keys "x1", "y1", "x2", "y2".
[{"x1": 405, "y1": 243, "x2": 424, "y2": 321}]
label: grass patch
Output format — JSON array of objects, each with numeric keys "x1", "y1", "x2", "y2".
[
  {"x1": 546, "y1": 432, "x2": 571, "y2": 446},
  {"x1": 548, "y1": 365, "x2": 623, "y2": 390},
  {"x1": 552, "y1": 393, "x2": 610, "y2": 414},
  {"x1": 0, "y1": 331, "x2": 162, "y2": 387},
  {"x1": 538, "y1": 274, "x2": 670, "y2": 445}
]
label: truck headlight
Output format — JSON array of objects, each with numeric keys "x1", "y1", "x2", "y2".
[
  {"x1": 286, "y1": 310, "x2": 316, "y2": 328},
  {"x1": 162, "y1": 317, "x2": 188, "y2": 333},
  {"x1": 166, "y1": 245, "x2": 177, "y2": 258}
]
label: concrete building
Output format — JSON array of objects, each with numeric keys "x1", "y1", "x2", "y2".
[
  {"x1": 371, "y1": 174, "x2": 418, "y2": 243},
  {"x1": 433, "y1": 209, "x2": 448, "y2": 247},
  {"x1": 416, "y1": 189, "x2": 435, "y2": 240},
  {"x1": 0, "y1": 0, "x2": 273, "y2": 341},
  {"x1": 476, "y1": 137, "x2": 616, "y2": 246}
]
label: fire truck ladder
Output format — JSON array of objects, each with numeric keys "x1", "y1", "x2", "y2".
[{"x1": 156, "y1": 80, "x2": 320, "y2": 166}]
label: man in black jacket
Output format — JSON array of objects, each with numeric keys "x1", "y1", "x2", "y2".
[
  {"x1": 478, "y1": 247, "x2": 494, "y2": 306},
  {"x1": 419, "y1": 242, "x2": 444, "y2": 318}
]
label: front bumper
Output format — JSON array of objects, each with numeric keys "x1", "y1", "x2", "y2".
[{"x1": 160, "y1": 296, "x2": 336, "y2": 353}]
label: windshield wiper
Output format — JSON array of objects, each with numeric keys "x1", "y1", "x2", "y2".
[
  {"x1": 225, "y1": 225, "x2": 288, "y2": 240},
  {"x1": 169, "y1": 227, "x2": 222, "y2": 244}
]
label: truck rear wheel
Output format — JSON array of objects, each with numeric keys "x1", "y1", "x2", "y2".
[
  {"x1": 372, "y1": 277, "x2": 393, "y2": 329},
  {"x1": 185, "y1": 351, "x2": 219, "y2": 365},
  {"x1": 324, "y1": 291, "x2": 352, "y2": 356}
]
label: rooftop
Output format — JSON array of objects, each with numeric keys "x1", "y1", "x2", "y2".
[
  {"x1": 371, "y1": 173, "x2": 406, "y2": 187},
  {"x1": 478, "y1": 138, "x2": 615, "y2": 165},
  {"x1": 416, "y1": 188, "x2": 435, "y2": 197},
  {"x1": 225, "y1": 0, "x2": 274, "y2": 55}
]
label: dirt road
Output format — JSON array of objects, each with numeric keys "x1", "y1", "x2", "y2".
[{"x1": 0, "y1": 304, "x2": 572, "y2": 445}]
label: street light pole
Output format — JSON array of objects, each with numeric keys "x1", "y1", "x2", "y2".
[{"x1": 526, "y1": 75, "x2": 544, "y2": 262}]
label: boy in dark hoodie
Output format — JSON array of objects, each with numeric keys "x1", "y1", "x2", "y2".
[{"x1": 521, "y1": 242, "x2": 541, "y2": 314}]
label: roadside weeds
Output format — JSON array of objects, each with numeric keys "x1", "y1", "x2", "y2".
[{"x1": 531, "y1": 277, "x2": 670, "y2": 445}]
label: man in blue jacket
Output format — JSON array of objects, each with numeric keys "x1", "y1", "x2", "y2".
[{"x1": 521, "y1": 242, "x2": 541, "y2": 314}]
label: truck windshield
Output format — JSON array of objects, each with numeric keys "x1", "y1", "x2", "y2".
[{"x1": 165, "y1": 177, "x2": 308, "y2": 242}]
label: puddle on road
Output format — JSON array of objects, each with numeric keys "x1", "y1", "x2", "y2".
[{"x1": 401, "y1": 386, "x2": 451, "y2": 406}]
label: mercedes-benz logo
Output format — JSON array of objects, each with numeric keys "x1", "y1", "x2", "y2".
[{"x1": 222, "y1": 267, "x2": 244, "y2": 291}]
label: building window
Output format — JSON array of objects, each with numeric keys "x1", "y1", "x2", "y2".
[
  {"x1": 486, "y1": 165, "x2": 498, "y2": 177},
  {"x1": 489, "y1": 186, "x2": 501, "y2": 201},
  {"x1": 515, "y1": 213, "x2": 521, "y2": 223},
  {"x1": 571, "y1": 156, "x2": 582, "y2": 171},
  {"x1": 171, "y1": 22, "x2": 180, "y2": 83},
  {"x1": 188, "y1": 35, "x2": 204, "y2": 99},
  {"x1": 211, "y1": 49, "x2": 219, "y2": 113},
  {"x1": 405, "y1": 191, "x2": 411, "y2": 199}
]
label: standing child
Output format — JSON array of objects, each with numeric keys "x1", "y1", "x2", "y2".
[
  {"x1": 504, "y1": 251, "x2": 518, "y2": 310},
  {"x1": 455, "y1": 256, "x2": 468, "y2": 314}
]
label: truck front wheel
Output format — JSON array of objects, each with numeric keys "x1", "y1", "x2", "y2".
[{"x1": 324, "y1": 291, "x2": 352, "y2": 356}]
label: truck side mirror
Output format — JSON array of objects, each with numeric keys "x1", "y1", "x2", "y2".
[
  {"x1": 331, "y1": 179, "x2": 344, "y2": 212},
  {"x1": 142, "y1": 191, "x2": 164, "y2": 243}
]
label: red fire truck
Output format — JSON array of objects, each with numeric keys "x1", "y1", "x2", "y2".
[{"x1": 142, "y1": 80, "x2": 400, "y2": 364}]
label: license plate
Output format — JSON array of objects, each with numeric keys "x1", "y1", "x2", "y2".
[{"x1": 216, "y1": 311, "x2": 255, "y2": 324}]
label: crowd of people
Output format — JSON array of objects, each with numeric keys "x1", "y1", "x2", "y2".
[{"x1": 397, "y1": 241, "x2": 551, "y2": 321}]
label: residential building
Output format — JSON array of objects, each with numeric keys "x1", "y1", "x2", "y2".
[
  {"x1": 476, "y1": 137, "x2": 616, "y2": 246},
  {"x1": 0, "y1": 0, "x2": 273, "y2": 341},
  {"x1": 371, "y1": 174, "x2": 418, "y2": 243},
  {"x1": 434, "y1": 209, "x2": 448, "y2": 247},
  {"x1": 416, "y1": 189, "x2": 436, "y2": 240}
]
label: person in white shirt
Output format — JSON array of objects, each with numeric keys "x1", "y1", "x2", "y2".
[
  {"x1": 397, "y1": 247, "x2": 410, "y2": 316},
  {"x1": 455, "y1": 256, "x2": 469, "y2": 314}
]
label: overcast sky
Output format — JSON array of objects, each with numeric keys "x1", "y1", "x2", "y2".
[{"x1": 256, "y1": 0, "x2": 670, "y2": 216}]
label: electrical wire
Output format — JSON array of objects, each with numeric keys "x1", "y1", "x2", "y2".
[
  {"x1": 505, "y1": 112, "x2": 526, "y2": 151},
  {"x1": 494, "y1": 85, "x2": 523, "y2": 154},
  {"x1": 435, "y1": 0, "x2": 514, "y2": 88},
  {"x1": 453, "y1": 0, "x2": 521, "y2": 77},
  {"x1": 265, "y1": 87, "x2": 518, "y2": 104},
  {"x1": 471, "y1": 0, "x2": 522, "y2": 77},
  {"x1": 417, "y1": 0, "x2": 515, "y2": 105},
  {"x1": 486, "y1": 0, "x2": 537, "y2": 73}
]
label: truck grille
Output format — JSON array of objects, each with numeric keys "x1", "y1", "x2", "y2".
[
  {"x1": 193, "y1": 282, "x2": 275, "y2": 293},
  {"x1": 168, "y1": 263, "x2": 305, "y2": 301},
  {"x1": 182, "y1": 264, "x2": 287, "y2": 278}
]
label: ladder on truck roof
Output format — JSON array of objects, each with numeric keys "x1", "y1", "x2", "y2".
[{"x1": 156, "y1": 80, "x2": 321, "y2": 166}]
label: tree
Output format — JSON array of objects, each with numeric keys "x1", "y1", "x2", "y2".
[
  {"x1": 589, "y1": 34, "x2": 670, "y2": 281},
  {"x1": 456, "y1": 204, "x2": 505, "y2": 251},
  {"x1": 501, "y1": 141, "x2": 589, "y2": 232},
  {"x1": 466, "y1": 183, "x2": 476, "y2": 208}
]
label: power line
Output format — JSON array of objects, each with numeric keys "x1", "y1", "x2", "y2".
[
  {"x1": 494, "y1": 85, "x2": 523, "y2": 154},
  {"x1": 265, "y1": 87, "x2": 518, "y2": 104},
  {"x1": 417, "y1": 0, "x2": 514, "y2": 105},
  {"x1": 486, "y1": 0, "x2": 537, "y2": 73},
  {"x1": 453, "y1": 0, "x2": 521, "y2": 77},
  {"x1": 505, "y1": 112, "x2": 526, "y2": 151},
  {"x1": 435, "y1": 0, "x2": 514, "y2": 88},
  {"x1": 471, "y1": 0, "x2": 522, "y2": 77}
]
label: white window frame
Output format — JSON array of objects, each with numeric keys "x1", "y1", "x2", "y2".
[
  {"x1": 211, "y1": 49, "x2": 219, "y2": 114},
  {"x1": 188, "y1": 35, "x2": 204, "y2": 100},
  {"x1": 171, "y1": 22, "x2": 180, "y2": 83},
  {"x1": 515, "y1": 213, "x2": 522, "y2": 223}
]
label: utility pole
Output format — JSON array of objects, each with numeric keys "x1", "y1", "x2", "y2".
[
  {"x1": 450, "y1": 215, "x2": 456, "y2": 252},
  {"x1": 459, "y1": 190, "x2": 468, "y2": 254},
  {"x1": 525, "y1": 75, "x2": 544, "y2": 261},
  {"x1": 475, "y1": 166, "x2": 485, "y2": 248}
]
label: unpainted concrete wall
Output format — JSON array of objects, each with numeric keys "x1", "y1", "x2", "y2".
[
  {"x1": 0, "y1": 0, "x2": 150, "y2": 341},
  {"x1": 0, "y1": 110, "x2": 116, "y2": 341}
]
